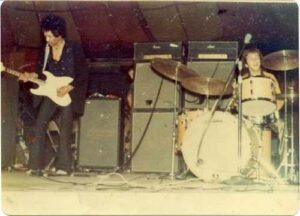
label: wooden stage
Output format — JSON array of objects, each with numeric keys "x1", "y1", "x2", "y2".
[{"x1": 1, "y1": 170, "x2": 299, "y2": 215}]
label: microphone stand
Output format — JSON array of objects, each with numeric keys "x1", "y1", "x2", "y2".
[
  {"x1": 195, "y1": 36, "x2": 251, "y2": 169},
  {"x1": 237, "y1": 63, "x2": 243, "y2": 173}
]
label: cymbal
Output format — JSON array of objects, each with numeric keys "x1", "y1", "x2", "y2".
[
  {"x1": 263, "y1": 50, "x2": 299, "y2": 71},
  {"x1": 151, "y1": 59, "x2": 198, "y2": 82},
  {"x1": 181, "y1": 76, "x2": 233, "y2": 96}
]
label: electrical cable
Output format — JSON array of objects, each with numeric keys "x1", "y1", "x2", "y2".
[{"x1": 115, "y1": 77, "x2": 164, "y2": 172}]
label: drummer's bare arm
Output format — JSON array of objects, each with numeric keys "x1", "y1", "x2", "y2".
[
  {"x1": 264, "y1": 72, "x2": 281, "y2": 94},
  {"x1": 264, "y1": 71, "x2": 284, "y2": 110}
]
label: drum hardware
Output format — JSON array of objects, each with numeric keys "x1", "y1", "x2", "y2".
[
  {"x1": 183, "y1": 34, "x2": 252, "y2": 178},
  {"x1": 247, "y1": 127, "x2": 282, "y2": 181},
  {"x1": 170, "y1": 62, "x2": 181, "y2": 180},
  {"x1": 276, "y1": 92, "x2": 299, "y2": 100},
  {"x1": 151, "y1": 59, "x2": 182, "y2": 180},
  {"x1": 237, "y1": 61, "x2": 243, "y2": 173},
  {"x1": 276, "y1": 85, "x2": 297, "y2": 182},
  {"x1": 225, "y1": 97, "x2": 235, "y2": 112},
  {"x1": 243, "y1": 109, "x2": 280, "y2": 128},
  {"x1": 263, "y1": 49, "x2": 298, "y2": 183}
]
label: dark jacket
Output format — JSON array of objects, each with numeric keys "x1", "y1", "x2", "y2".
[{"x1": 34, "y1": 41, "x2": 89, "y2": 117}]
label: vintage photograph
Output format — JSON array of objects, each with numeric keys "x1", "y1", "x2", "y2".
[{"x1": 1, "y1": 0, "x2": 299, "y2": 215}]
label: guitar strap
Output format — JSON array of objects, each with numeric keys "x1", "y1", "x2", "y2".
[
  {"x1": 33, "y1": 44, "x2": 50, "y2": 108},
  {"x1": 42, "y1": 44, "x2": 50, "y2": 71}
]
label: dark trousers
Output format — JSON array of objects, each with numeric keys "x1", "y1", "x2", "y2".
[{"x1": 29, "y1": 97, "x2": 73, "y2": 172}]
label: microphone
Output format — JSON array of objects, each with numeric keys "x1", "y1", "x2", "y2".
[
  {"x1": 238, "y1": 61, "x2": 243, "y2": 72},
  {"x1": 235, "y1": 33, "x2": 252, "y2": 64},
  {"x1": 244, "y1": 33, "x2": 252, "y2": 44}
]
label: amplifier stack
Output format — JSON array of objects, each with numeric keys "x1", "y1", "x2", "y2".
[{"x1": 131, "y1": 42, "x2": 183, "y2": 173}]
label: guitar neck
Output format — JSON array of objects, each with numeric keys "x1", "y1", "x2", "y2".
[{"x1": 5, "y1": 68, "x2": 45, "y2": 85}]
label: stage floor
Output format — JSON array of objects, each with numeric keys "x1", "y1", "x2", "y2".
[{"x1": 1, "y1": 170, "x2": 299, "y2": 215}]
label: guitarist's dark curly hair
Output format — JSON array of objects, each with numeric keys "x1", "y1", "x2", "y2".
[{"x1": 41, "y1": 15, "x2": 66, "y2": 38}]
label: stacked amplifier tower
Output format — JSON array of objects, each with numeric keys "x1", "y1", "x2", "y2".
[
  {"x1": 131, "y1": 42, "x2": 182, "y2": 173},
  {"x1": 131, "y1": 41, "x2": 238, "y2": 173}
]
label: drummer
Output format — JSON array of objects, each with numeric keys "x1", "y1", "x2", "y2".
[
  {"x1": 241, "y1": 47, "x2": 284, "y2": 110},
  {"x1": 240, "y1": 48, "x2": 285, "y2": 177}
]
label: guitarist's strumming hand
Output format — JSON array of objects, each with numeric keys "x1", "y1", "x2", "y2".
[
  {"x1": 19, "y1": 72, "x2": 38, "y2": 82},
  {"x1": 57, "y1": 85, "x2": 74, "y2": 97}
]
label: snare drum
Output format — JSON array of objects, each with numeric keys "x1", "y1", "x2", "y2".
[{"x1": 242, "y1": 77, "x2": 276, "y2": 116}]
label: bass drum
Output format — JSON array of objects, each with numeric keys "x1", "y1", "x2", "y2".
[
  {"x1": 177, "y1": 110, "x2": 202, "y2": 152},
  {"x1": 182, "y1": 111, "x2": 258, "y2": 181}
]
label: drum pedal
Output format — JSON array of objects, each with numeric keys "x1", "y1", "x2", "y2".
[{"x1": 175, "y1": 169, "x2": 194, "y2": 180}]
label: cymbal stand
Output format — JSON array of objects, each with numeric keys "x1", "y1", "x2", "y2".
[
  {"x1": 170, "y1": 62, "x2": 180, "y2": 180},
  {"x1": 204, "y1": 78, "x2": 210, "y2": 112},
  {"x1": 277, "y1": 71, "x2": 297, "y2": 182},
  {"x1": 289, "y1": 86, "x2": 296, "y2": 181}
]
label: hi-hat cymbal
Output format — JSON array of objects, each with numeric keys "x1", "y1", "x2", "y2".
[
  {"x1": 181, "y1": 76, "x2": 233, "y2": 96},
  {"x1": 151, "y1": 59, "x2": 198, "y2": 82},
  {"x1": 263, "y1": 50, "x2": 299, "y2": 71}
]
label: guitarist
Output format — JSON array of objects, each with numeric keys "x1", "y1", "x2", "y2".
[{"x1": 19, "y1": 15, "x2": 88, "y2": 176}]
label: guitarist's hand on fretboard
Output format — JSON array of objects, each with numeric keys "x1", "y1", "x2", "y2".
[{"x1": 19, "y1": 72, "x2": 38, "y2": 82}]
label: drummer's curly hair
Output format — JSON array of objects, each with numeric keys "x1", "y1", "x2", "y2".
[{"x1": 41, "y1": 15, "x2": 66, "y2": 38}]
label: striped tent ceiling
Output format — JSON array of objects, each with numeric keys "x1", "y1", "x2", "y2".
[{"x1": 1, "y1": 1, "x2": 298, "y2": 58}]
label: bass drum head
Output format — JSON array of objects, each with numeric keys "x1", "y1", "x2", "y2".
[{"x1": 182, "y1": 111, "x2": 253, "y2": 181}]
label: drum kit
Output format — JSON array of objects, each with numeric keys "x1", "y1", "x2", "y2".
[{"x1": 150, "y1": 49, "x2": 298, "y2": 183}]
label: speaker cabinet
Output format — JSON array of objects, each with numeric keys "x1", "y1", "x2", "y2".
[
  {"x1": 133, "y1": 63, "x2": 181, "y2": 110},
  {"x1": 131, "y1": 111, "x2": 178, "y2": 173},
  {"x1": 184, "y1": 61, "x2": 235, "y2": 110},
  {"x1": 78, "y1": 98, "x2": 121, "y2": 169}
]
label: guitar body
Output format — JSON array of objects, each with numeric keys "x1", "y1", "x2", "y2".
[
  {"x1": 30, "y1": 71, "x2": 73, "y2": 107},
  {"x1": 0, "y1": 62, "x2": 74, "y2": 107}
]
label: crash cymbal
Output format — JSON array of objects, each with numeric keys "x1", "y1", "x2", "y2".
[
  {"x1": 151, "y1": 59, "x2": 198, "y2": 82},
  {"x1": 263, "y1": 50, "x2": 299, "y2": 71},
  {"x1": 181, "y1": 76, "x2": 233, "y2": 96}
]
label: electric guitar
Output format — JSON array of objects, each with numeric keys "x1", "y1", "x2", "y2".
[{"x1": 1, "y1": 62, "x2": 73, "y2": 106}]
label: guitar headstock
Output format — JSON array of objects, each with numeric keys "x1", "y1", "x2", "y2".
[{"x1": 0, "y1": 62, "x2": 6, "y2": 72}]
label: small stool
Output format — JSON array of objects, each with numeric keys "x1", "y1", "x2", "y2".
[{"x1": 44, "y1": 119, "x2": 80, "y2": 170}]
